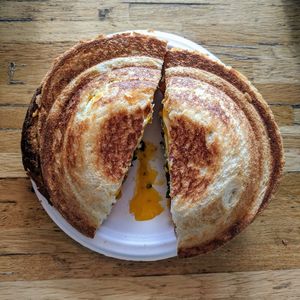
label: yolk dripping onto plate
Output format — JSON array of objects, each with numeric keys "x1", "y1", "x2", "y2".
[{"x1": 130, "y1": 141, "x2": 164, "y2": 221}]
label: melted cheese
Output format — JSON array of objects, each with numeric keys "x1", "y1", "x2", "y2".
[{"x1": 130, "y1": 141, "x2": 163, "y2": 221}]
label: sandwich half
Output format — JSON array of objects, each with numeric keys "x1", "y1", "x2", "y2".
[
  {"x1": 162, "y1": 48, "x2": 284, "y2": 257},
  {"x1": 21, "y1": 33, "x2": 167, "y2": 237}
]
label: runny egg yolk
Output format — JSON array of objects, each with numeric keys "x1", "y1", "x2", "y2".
[{"x1": 129, "y1": 141, "x2": 163, "y2": 221}]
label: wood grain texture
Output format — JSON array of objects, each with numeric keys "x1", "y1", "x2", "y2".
[
  {"x1": 1, "y1": 42, "x2": 299, "y2": 105},
  {"x1": 0, "y1": 127, "x2": 299, "y2": 178},
  {"x1": 1, "y1": 269, "x2": 300, "y2": 300},
  {"x1": 0, "y1": 173, "x2": 299, "y2": 282},
  {"x1": 0, "y1": 0, "x2": 299, "y2": 298},
  {"x1": 0, "y1": 107, "x2": 27, "y2": 129}
]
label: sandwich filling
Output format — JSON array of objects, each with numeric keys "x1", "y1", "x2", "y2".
[{"x1": 130, "y1": 141, "x2": 163, "y2": 221}]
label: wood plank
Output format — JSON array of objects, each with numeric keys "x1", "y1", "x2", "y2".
[
  {"x1": 0, "y1": 27, "x2": 298, "y2": 80},
  {"x1": 0, "y1": 21, "x2": 124, "y2": 44},
  {"x1": 1, "y1": 38, "x2": 299, "y2": 105},
  {"x1": 1, "y1": 269, "x2": 300, "y2": 300},
  {"x1": 0, "y1": 130, "x2": 21, "y2": 152},
  {"x1": 1, "y1": 127, "x2": 299, "y2": 154},
  {"x1": 0, "y1": 2, "x2": 298, "y2": 50},
  {"x1": 0, "y1": 126, "x2": 299, "y2": 178},
  {"x1": 255, "y1": 84, "x2": 300, "y2": 105},
  {"x1": 2, "y1": 126, "x2": 297, "y2": 156},
  {"x1": 269, "y1": 105, "x2": 294, "y2": 126},
  {"x1": 0, "y1": 153, "x2": 25, "y2": 178},
  {"x1": 0, "y1": 173, "x2": 299, "y2": 281},
  {"x1": 0, "y1": 105, "x2": 295, "y2": 130},
  {"x1": 4, "y1": 152, "x2": 300, "y2": 178},
  {"x1": 0, "y1": 0, "x2": 99, "y2": 22},
  {"x1": 0, "y1": 42, "x2": 71, "y2": 105},
  {"x1": 280, "y1": 126, "x2": 300, "y2": 149},
  {"x1": 0, "y1": 107, "x2": 27, "y2": 129},
  {"x1": 3, "y1": 81, "x2": 299, "y2": 106},
  {"x1": 284, "y1": 150, "x2": 300, "y2": 172}
]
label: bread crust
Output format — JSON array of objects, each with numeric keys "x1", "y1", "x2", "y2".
[
  {"x1": 21, "y1": 86, "x2": 50, "y2": 198},
  {"x1": 164, "y1": 49, "x2": 284, "y2": 258},
  {"x1": 21, "y1": 36, "x2": 283, "y2": 254},
  {"x1": 21, "y1": 33, "x2": 167, "y2": 237},
  {"x1": 22, "y1": 32, "x2": 167, "y2": 193}
]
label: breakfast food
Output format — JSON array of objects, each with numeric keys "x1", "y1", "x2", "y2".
[
  {"x1": 21, "y1": 32, "x2": 167, "y2": 237},
  {"x1": 162, "y1": 48, "x2": 284, "y2": 257},
  {"x1": 21, "y1": 32, "x2": 284, "y2": 257}
]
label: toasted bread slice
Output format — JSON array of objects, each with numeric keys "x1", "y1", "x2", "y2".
[
  {"x1": 163, "y1": 49, "x2": 284, "y2": 257},
  {"x1": 21, "y1": 33, "x2": 167, "y2": 237}
]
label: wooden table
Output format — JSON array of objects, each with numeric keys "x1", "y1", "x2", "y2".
[{"x1": 1, "y1": 0, "x2": 299, "y2": 298}]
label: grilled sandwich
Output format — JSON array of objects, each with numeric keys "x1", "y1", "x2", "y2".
[
  {"x1": 21, "y1": 34, "x2": 283, "y2": 256},
  {"x1": 21, "y1": 33, "x2": 167, "y2": 237},
  {"x1": 162, "y1": 48, "x2": 284, "y2": 257}
]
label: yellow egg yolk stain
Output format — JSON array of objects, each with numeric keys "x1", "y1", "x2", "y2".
[{"x1": 130, "y1": 142, "x2": 164, "y2": 221}]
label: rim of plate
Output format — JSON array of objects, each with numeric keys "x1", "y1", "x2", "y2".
[{"x1": 32, "y1": 30, "x2": 220, "y2": 261}]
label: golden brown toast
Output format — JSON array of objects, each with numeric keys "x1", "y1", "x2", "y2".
[
  {"x1": 21, "y1": 33, "x2": 167, "y2": 237},
  {"x1": 163, "y1": 48, "x2": 284, "y2": 257}
]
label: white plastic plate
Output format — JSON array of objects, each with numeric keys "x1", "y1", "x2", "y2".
[{"x1": 32, "y1": 30, "x2": 219, "y2": 261}]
